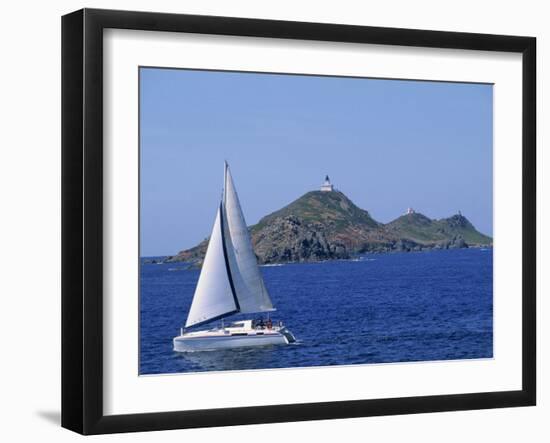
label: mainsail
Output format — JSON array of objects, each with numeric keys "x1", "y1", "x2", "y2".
[
  {"x1": 223, "y1": 162, "x2": 275, "y2": 313},
  {"x1": 184, "y1": 162, "x2": 274, "y2": 328}
]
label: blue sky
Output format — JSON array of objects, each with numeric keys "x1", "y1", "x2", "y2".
[{"x1": 140, "y1": 68, "x2": 493, "y2": 257}]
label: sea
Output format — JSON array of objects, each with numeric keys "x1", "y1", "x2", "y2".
[{"x1": 139, "y1": 247, "x2": 493, "y2": 375}]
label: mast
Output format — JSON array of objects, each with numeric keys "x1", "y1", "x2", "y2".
[{"x1": 219, "y1": 201, "x2": 240, "y2": 312}]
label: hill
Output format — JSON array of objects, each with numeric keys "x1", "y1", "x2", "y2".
[
  {"x1": 250, "y1": 191, "x2": 385, "y2": 263},
  {"x1": 166, "y1": 191, "x2": 492, "y2": 265},
  {"x1": 385, "y1": 212, "x2": 492, "y2": 248}
]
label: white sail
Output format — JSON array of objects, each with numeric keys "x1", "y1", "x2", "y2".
[
  {"x1": 185, "y1": 205, "x2": 238, "y2": 328},
  {"x1": 223, "y1": 162, "x2": 275, "y2": 313}
]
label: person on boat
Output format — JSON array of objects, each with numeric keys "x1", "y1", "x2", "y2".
[{"x1": 266, "y1": 318, "x2": 273, "y2": 329}]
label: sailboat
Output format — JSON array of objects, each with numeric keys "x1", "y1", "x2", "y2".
[{"x1": 173, "y1": 162, "x2": 296, "y2": 352}]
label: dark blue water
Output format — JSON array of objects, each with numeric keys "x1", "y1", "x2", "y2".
[{"x1": 140, "y1": 248, "x2": 492, "y2": 374}]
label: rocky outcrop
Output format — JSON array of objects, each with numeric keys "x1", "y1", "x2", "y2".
[{"x1": 252, "y1": 216, "x2": 349, "y2": 264}]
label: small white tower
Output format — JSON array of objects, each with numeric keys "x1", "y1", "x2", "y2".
[
  {"x1": 320, "y1": 175, "x2": 334, "y2": 192},
  {"x1": 406, "y1": 207, "x2": 415, "y2": 215}
]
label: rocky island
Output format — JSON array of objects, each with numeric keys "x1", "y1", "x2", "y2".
[{"x1": 166, "y1": 177, "x2": 492, "y2": 266}]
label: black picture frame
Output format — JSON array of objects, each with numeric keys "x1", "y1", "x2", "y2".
[{"x1": 62, "y1": 8, "x2": 536, "y2": 435}]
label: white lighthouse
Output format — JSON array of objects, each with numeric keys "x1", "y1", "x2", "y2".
[{"x1": 320, "y1": 175, "x2": 334, "y2": 192}]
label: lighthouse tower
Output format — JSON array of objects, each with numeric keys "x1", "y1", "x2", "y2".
[{"x1": 320, "y1": 175, "x2": 334, "y2": 192}]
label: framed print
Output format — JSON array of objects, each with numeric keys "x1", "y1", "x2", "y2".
[{"x1": 61, "y1": 8, "x2": 536, "y2": 435}]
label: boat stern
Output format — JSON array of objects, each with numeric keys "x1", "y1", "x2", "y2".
[{"x1": 279, "y1": 326, "x2": 297, "y2": 343}]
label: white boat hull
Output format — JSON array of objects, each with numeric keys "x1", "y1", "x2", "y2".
[
  {"x1": 174, "y1": 332, "x2": 288, "y2": 352},
  {"x1": 173, "y1": 320, "x2": 296, "y2": 352}
]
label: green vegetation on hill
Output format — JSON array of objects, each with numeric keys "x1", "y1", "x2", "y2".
[{"x1": 252, "y1": 191, "x2": 379, "y2": 233}]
